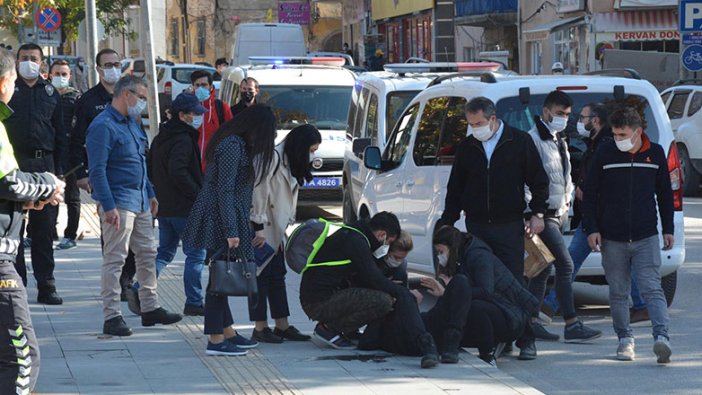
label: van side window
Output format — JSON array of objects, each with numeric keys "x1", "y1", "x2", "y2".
[
  {"x1": 385, "y1": 103, "x2": 419, "y2": 166},
  {"x1": 366, "y1": 93, "x2": 379, "y2": 144},
  {"x1": 346, "y1": 84, "x2": 361, "y2": 139},
  {"x1": 437, "y1": 97, "x2": 468, "y2": 166},
  {"x1": 353, "y1": 88, "x2": 370, "y2": 139},
  {"x1": 413, "y1": 97, "x2": 449, "y2": 166},
  {"x1": 688, "y1": 92, "x2": 702, "y2": 117},
  {"x1": 668, "y1": 91, "x2": 690, "y2": 119}
]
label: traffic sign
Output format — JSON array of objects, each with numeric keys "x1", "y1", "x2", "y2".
[
  {"x1": 684, "y1": 32, "x2": 702, "y2": 45},
  {"x1": 23, "y1": 29, "x2": 62, "y2": 47},
  {"x1": 36, "y1": 7, "x2": 61, "y2": 32},
  {"x1": 682, "y1": 44, "x2": 702, "y2": 72}
]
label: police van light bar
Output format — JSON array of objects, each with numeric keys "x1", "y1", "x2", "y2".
[
  {"x1": 383, "y1": 62, "x2": 502, "y2": 74},
  {"x1": 249, "y1": 56, "x2": 346, "y2": 67}
]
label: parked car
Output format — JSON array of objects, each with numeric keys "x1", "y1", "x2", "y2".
[
  {"x1": 230, "y1": 23, "x2": 306, "y2": 66},
  {"x1": 220, "y1": 56, "x2": 356, "y2": 205},
  {"x1": 359, "y1": 72, "x2": 685, "y2": 304},
  {"x1": 156, "y1": 63, "x2": 218, "y2": 118},
  {"x1": 661, "y1": 81, "x2": 702, "y2": 195}
]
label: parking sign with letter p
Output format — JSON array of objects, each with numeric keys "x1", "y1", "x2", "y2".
[{"x1": 682, "y1": 1, "x2": 702, "y2": 32}]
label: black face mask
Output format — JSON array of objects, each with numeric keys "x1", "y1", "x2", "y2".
[{"x1": 241, "y1": 91, "x2": 255, "y2": 103}]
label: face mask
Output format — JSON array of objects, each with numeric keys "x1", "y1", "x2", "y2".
[
  {"x1": 469, "y1": 122, "x2": 494, "y2": 142},
  {"x1": 437, "y1": 253, "x2": 448, "y2": 267},
  {"x1": 195, "y1": 87, "x2": 210, "y2": 102},
  {"x1": 615, "y1": 131, "x2": 638, "y2": 152},
  {"x1": 576, "y1": 122, "x2": 590, "y2": 138},
  {"x1": 373, "y1": 243, "x2": 390, "y2": 259},
  {"x1": 19, "y1": 61, "x2": 40, "y2": 80},
  {"x1": 548, "y1": 115, "x2": 568, "y2": 133},
  {"x1": 128, "y1": 96, "x2": 147, "y2": 120},
  {"x1": 190, "y1": 115, "x2": 204, "y2": 129},
  {"x1": 102, "y1": 67, "x2": 121, "y2": 84},
  {"x1": 51, "y1": 76, "x2": 69, "y2": 89},
  {"x1": 384, "y1": 255, "x2": 404, "y2": 268},
  {"x1": 241, "y1": 91, "x2": 254, "y2": 103}
]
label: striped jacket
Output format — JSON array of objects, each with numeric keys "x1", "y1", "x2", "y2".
[{"x1": 582, "y1": 134, "x2": 674, "y2": 242}]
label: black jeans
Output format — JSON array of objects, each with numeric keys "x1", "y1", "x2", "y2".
[
  {"x1": 302, "y1": 287, "x2": 394, "y2": 334},
  {"x1": 466, "y1": 220, "x2": 525, "y2": 283},
  {"x1": 248, "y1": 249, "x2": 290, "y2": 322},
  {"x1": 15, "y1": 207, "x2": 58, "y2": 290},
  {"x1": 421, "y1": 274, "x2": 471, "y2": 351},
  {"x1": 61, "y1": 173, "x2": 81, "y2": 240},
  {"x1": 527, "y1": 215, "x2": 576, "y2": 321},
  {"x1": 0, "y1": 261, "x2": 40, "y2": 394},
  {"x1": 461, "y1": 300, "x2": 522, "y2": 355}
]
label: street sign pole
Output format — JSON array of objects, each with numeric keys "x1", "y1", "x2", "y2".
[
  {"x1": 140, "y1": 0, "x2": 160, "y2": 139},
  {"x1": 85, "y1": 0, "x2": 98, "y2": 87},
  {"x1": 32, "y1": 0, "x2": 38, "y2": 44}
]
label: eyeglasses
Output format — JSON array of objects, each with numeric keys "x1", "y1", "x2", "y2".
[
  {"x1": 100, "y1": 62, "x2": 121, "y2": 69},
  {"x1": 128, "y1": 89, "x2": 148, "y2": 101}
]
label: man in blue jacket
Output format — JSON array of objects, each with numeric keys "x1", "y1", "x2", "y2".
[{"x1": 583, "y1": 107, "x2": 674, "y2": 364}]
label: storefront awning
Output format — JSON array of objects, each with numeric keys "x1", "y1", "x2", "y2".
[
  {"x1": 615, "y1": 0, "x2": 677, "y2": 9},
  {"x1": 522, "y1": 15, "x2": 585, "y2": 34},
  {"x1": 594, "y1": 10, "x2": 679, "y2": 41}
]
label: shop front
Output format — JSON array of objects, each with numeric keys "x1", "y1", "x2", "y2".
[
  {"x1": 593, "y1": 9, "x2": 679, "y2": 55},
  {"x1": 372, "y1": 0, "x2": 433, "y2": 63}
]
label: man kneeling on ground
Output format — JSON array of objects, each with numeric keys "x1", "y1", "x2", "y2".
[{"x1": 299, "y1": 212, "x2": 440, "y2": 368}]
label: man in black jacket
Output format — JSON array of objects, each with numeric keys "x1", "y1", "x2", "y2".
[
  {"x1": 439, "y1": 96, "x2": 549, "y2": 282},
  {"x1": 5, "y1": 43, "x2": 67, "y2": 304},
  {"x1": 300, "y1": 212, "x2": 440, "y2": 368},
  {"x1": 584, "y1": 107, "x2": 674, "y2": 364},
  {"x1": 150, "y1": 93, "x2": 207, "y2": 316}
]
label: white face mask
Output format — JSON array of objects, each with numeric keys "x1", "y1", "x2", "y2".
[
  {"x1": 191, "y1": 115, "x2": 204, "y2": 129},
  {"x1": 51, "y1": 76, "x2": 69, "y2": 89},
  {"x1": 384, "y1": 255, "x2": 404, "y2": 268},
  {"x1": 102, "y1": 67, "x2": 121, "y2": 84},
  {"x1": 128, "y1": 97, "x2": 147, "y2": 120},
  {"x1": 373, "y1": 242, "x2": 390, "y2": 259},
  {"x1": 615, "y1": 131, "x2": 638, "y2": 152},
  {"x1": 437, "y1": 253, "x2": 448, "y2": 267},
  {"x1": 548, "y1": 115, "x2": 568, "y2": 133},
  {"x1": 576, "y1": 122, "x2": 590, "y2": 138},
  {"x1": 469, "y1": 122, "x2": 494, "y2": 142},
  {"x1": 19, "y1": 61, "x2": 40, "y2": 80}
]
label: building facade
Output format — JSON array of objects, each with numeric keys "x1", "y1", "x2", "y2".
[
  {"x1": 454, "y1": 0, "x2": 518, "y2": 69},
  {"x1": 166, "y1": 0, "x2": 217, "y2": 64}
]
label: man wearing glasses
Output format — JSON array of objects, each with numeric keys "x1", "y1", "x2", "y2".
[{"x1": 86, "y1": 75, "x2": 182, "y2": 337}]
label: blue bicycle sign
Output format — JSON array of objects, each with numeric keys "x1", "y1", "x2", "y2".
[{"x1": 683, "y1": 44, "x2": 702, "y2": 72}]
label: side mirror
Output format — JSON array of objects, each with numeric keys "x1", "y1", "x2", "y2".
[
  {"x1": 364, "y1": 146, "x2": 382, "y2": 170},
  {"x1": 352, "y1": 138, "x2": 371, "y2": 158}
]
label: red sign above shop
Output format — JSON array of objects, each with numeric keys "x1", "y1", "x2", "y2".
[{"x1": 614, "y1": 30, "x2": 680, "y2": 41}]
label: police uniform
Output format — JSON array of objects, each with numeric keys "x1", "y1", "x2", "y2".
[
  {"x1": 0, "y1": 101, "x2": 59, "y2": 394},
  {"x1": 57, "y1": 87, "x2": 81, "y2": 242},
  {"x1": 4, "y1": 78, "x2": 66, "y2": 298}
]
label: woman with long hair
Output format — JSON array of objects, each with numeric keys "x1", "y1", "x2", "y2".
[
  {"x1": 182, "y1": 104, "x2": 277, "y2": 356},
  {"x1": 249, "y1": 124, "x2": 322, "y2": 343}
]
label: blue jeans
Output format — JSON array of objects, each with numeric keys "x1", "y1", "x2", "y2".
[
  {"x1": 543, "y1": 223, "x2": 647, "y2": 312},
  {"x1": 601, "y1": 236, "x2": 669, "y2": 340},
  {"x1": 133, "y1": 217, "x2": 206, "y2": 307}
]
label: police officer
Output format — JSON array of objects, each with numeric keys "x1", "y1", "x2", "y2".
[
  {"x1": 0, "y1": 46, "x2": 65, "y2": 395},
  {"x1": 4, "y1": 43, "x2": 67, "y2": 305},
  {"x1": 71, "y1": 48, "x2": 137, "y2": 301}
]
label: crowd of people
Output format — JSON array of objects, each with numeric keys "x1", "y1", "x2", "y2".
[{"x1": 0, "y1": 43, "x2": 675, "y2": 394}]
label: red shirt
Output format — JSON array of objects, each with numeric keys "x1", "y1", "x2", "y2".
[{"x1": 198, "y1": 89, "x2": 233, "y2": 171}]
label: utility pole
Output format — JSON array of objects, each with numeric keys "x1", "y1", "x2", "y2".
[
  {"x1": 32, "y1": 0, "x2": 38, "y2": 44},
  {"x1": 85, "y1": 0, "x2": 99, "y2": 87},
  {"x1": 140, "y1": 0, "x2": 161, "y2": 138}
]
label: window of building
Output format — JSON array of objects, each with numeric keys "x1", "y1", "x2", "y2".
[
  {"x1": 196, "y1": 19, "x2": 206, "y2": 56},
  {"x1": 170, "y1": 18, "x2": 179, "y2": 57},
  {"x1": 530, "y1": 42, "x2": 542, "y2": 74},
  {"x1": 553, "y1": 27, "x2": 577, "y2": 73}
]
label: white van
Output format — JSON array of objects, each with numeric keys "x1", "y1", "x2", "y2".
[{"x1": 230, "y1": 23, "x2": 306, "y2": 66}]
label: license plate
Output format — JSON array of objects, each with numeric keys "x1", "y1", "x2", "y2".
[{"x1": 302, "y1": 177, "x2": 341, "y2": 189}]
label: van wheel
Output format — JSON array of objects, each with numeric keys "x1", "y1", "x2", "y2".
[
  {"x1": 678, "y1": 145, "x2": 700, "y2": 196},
  {"x1": 342, "y1": 187, "x2": 357, "y2": 225},
  {"x1": 662, "y1": 271, "x2": 677, "y2": 307}
]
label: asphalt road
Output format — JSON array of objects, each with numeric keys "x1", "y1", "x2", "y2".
[{"x1": 304, "y1": 201, "x2": 702, "y2": 394}]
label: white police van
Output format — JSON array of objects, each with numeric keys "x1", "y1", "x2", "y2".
[
  {"x1": 220, "y1": 57, "x2": 356, "y2": 205},
  {"x1": 359, "y1": 72, "x2": 685, "y2": 303},
  {"x1": 343, "y1": 62, "x2": 503, "y2": 222}
]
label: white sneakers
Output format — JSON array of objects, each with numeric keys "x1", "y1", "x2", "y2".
[
  {"x1": 653, "y1": 336, "x2": 672, "y2": 364},
  {"x1": 616, "y1": 337, "x2": 635, "y2": 361},
  {"x1": 616, "y1": 336, "x2": 672, "y2": 363}
]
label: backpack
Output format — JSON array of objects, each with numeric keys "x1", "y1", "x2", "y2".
[{"x1": 285, "y1": 218, "x2": 368, "y2": 274}]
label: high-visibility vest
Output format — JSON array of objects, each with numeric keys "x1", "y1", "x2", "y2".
[{"x1": 299, "y1": 218, "x2": 370, "y2": 274}]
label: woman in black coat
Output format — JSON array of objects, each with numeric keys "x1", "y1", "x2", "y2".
[{"x1": 182, "y1": 105, "x2": 277, "y2": 356}]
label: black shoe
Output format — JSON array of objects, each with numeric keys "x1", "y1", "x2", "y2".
[
  {"x1": 274, "y1": 325, "x2": 311, "y2": 341},
  {"x1": 417, "y1": 333, "x2": 440, "y2": 369},
  {"x1": 518, "y1": 340, "x2": 537, "y2": 360},
  {"x1": 37, "y1": 290, "x2": 63, "y2": 305},
  {"x1": 183, "y1": 304, "x2": 205, "y2": 316},
  {"x1": 120, "y1": 288, "x2": 128, "y2": 302},
  {"x1": 252, "y1": 327, "x2": 284, "y2": 344},
  {"x1": 564, "y1": 320, "x2": 602, "y2": 343},
  {"x1": 125, "y1": 287, "x2": 141, "y2": 316},
  {"x1": 103, "y1": 316, "x2": 132, "y2": 336},
  {"x1": 531, "y1": 322, "x2": 560, "y2": 341},
  {"x1": 141, "y1": 307, "x2": 182, "y2": 326},
  {"x1": 440, "y1": 328, "x2": 462, "y2": 364},
  {"x1": 479, "y1": 353, "x2": 497, "y2": 367}
]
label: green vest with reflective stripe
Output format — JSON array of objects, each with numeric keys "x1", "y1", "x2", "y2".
[
  {"x1": 301, "y1": 219, "x2": 370, "y2": 273},
  {"x1": 0, "y1": 103, "x2": 18, "y2": 178}
]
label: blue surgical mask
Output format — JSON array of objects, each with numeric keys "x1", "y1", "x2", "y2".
[
  {"x1": 191, "y1": 115, "x2": 204, "y2": 129},
  {"x1": 195, "y1": 87, "x2": 210, "y2": 102}
]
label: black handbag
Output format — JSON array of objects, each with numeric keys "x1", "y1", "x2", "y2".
[{"x1": 207, "y1": 246, "x2": 258, "y2": 299}]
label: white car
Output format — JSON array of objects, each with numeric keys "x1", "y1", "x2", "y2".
[
  {"x1": 342, "y1": 62, "x2": 504, "y2": 222},
  {"x1": 359, "y1": 73, "x2": 685, "y2": 304},
  {"x1": 220, "y1": 57, "x2": 356, "y2": 205},
  {"x1": 155, "y1": 63, "x2": 218, "y2": 117},
  {"x1": 660, "y1": 83, "x2": 702, "y2": 196}
]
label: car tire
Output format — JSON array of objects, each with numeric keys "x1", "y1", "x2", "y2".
[
  {"x1": 342, "y1": 186, "x2": 357, "y2": 225},
  {"x1": 678, "y1": 145, "x2": 700, "y2": 196},
  {"x1": 661, "y1": 271, "x2": 677, "y2": 307}
]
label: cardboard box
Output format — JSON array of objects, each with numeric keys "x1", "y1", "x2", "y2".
[{"x1": 523, "y1": 234, "x2": 555, "y2": 279}]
